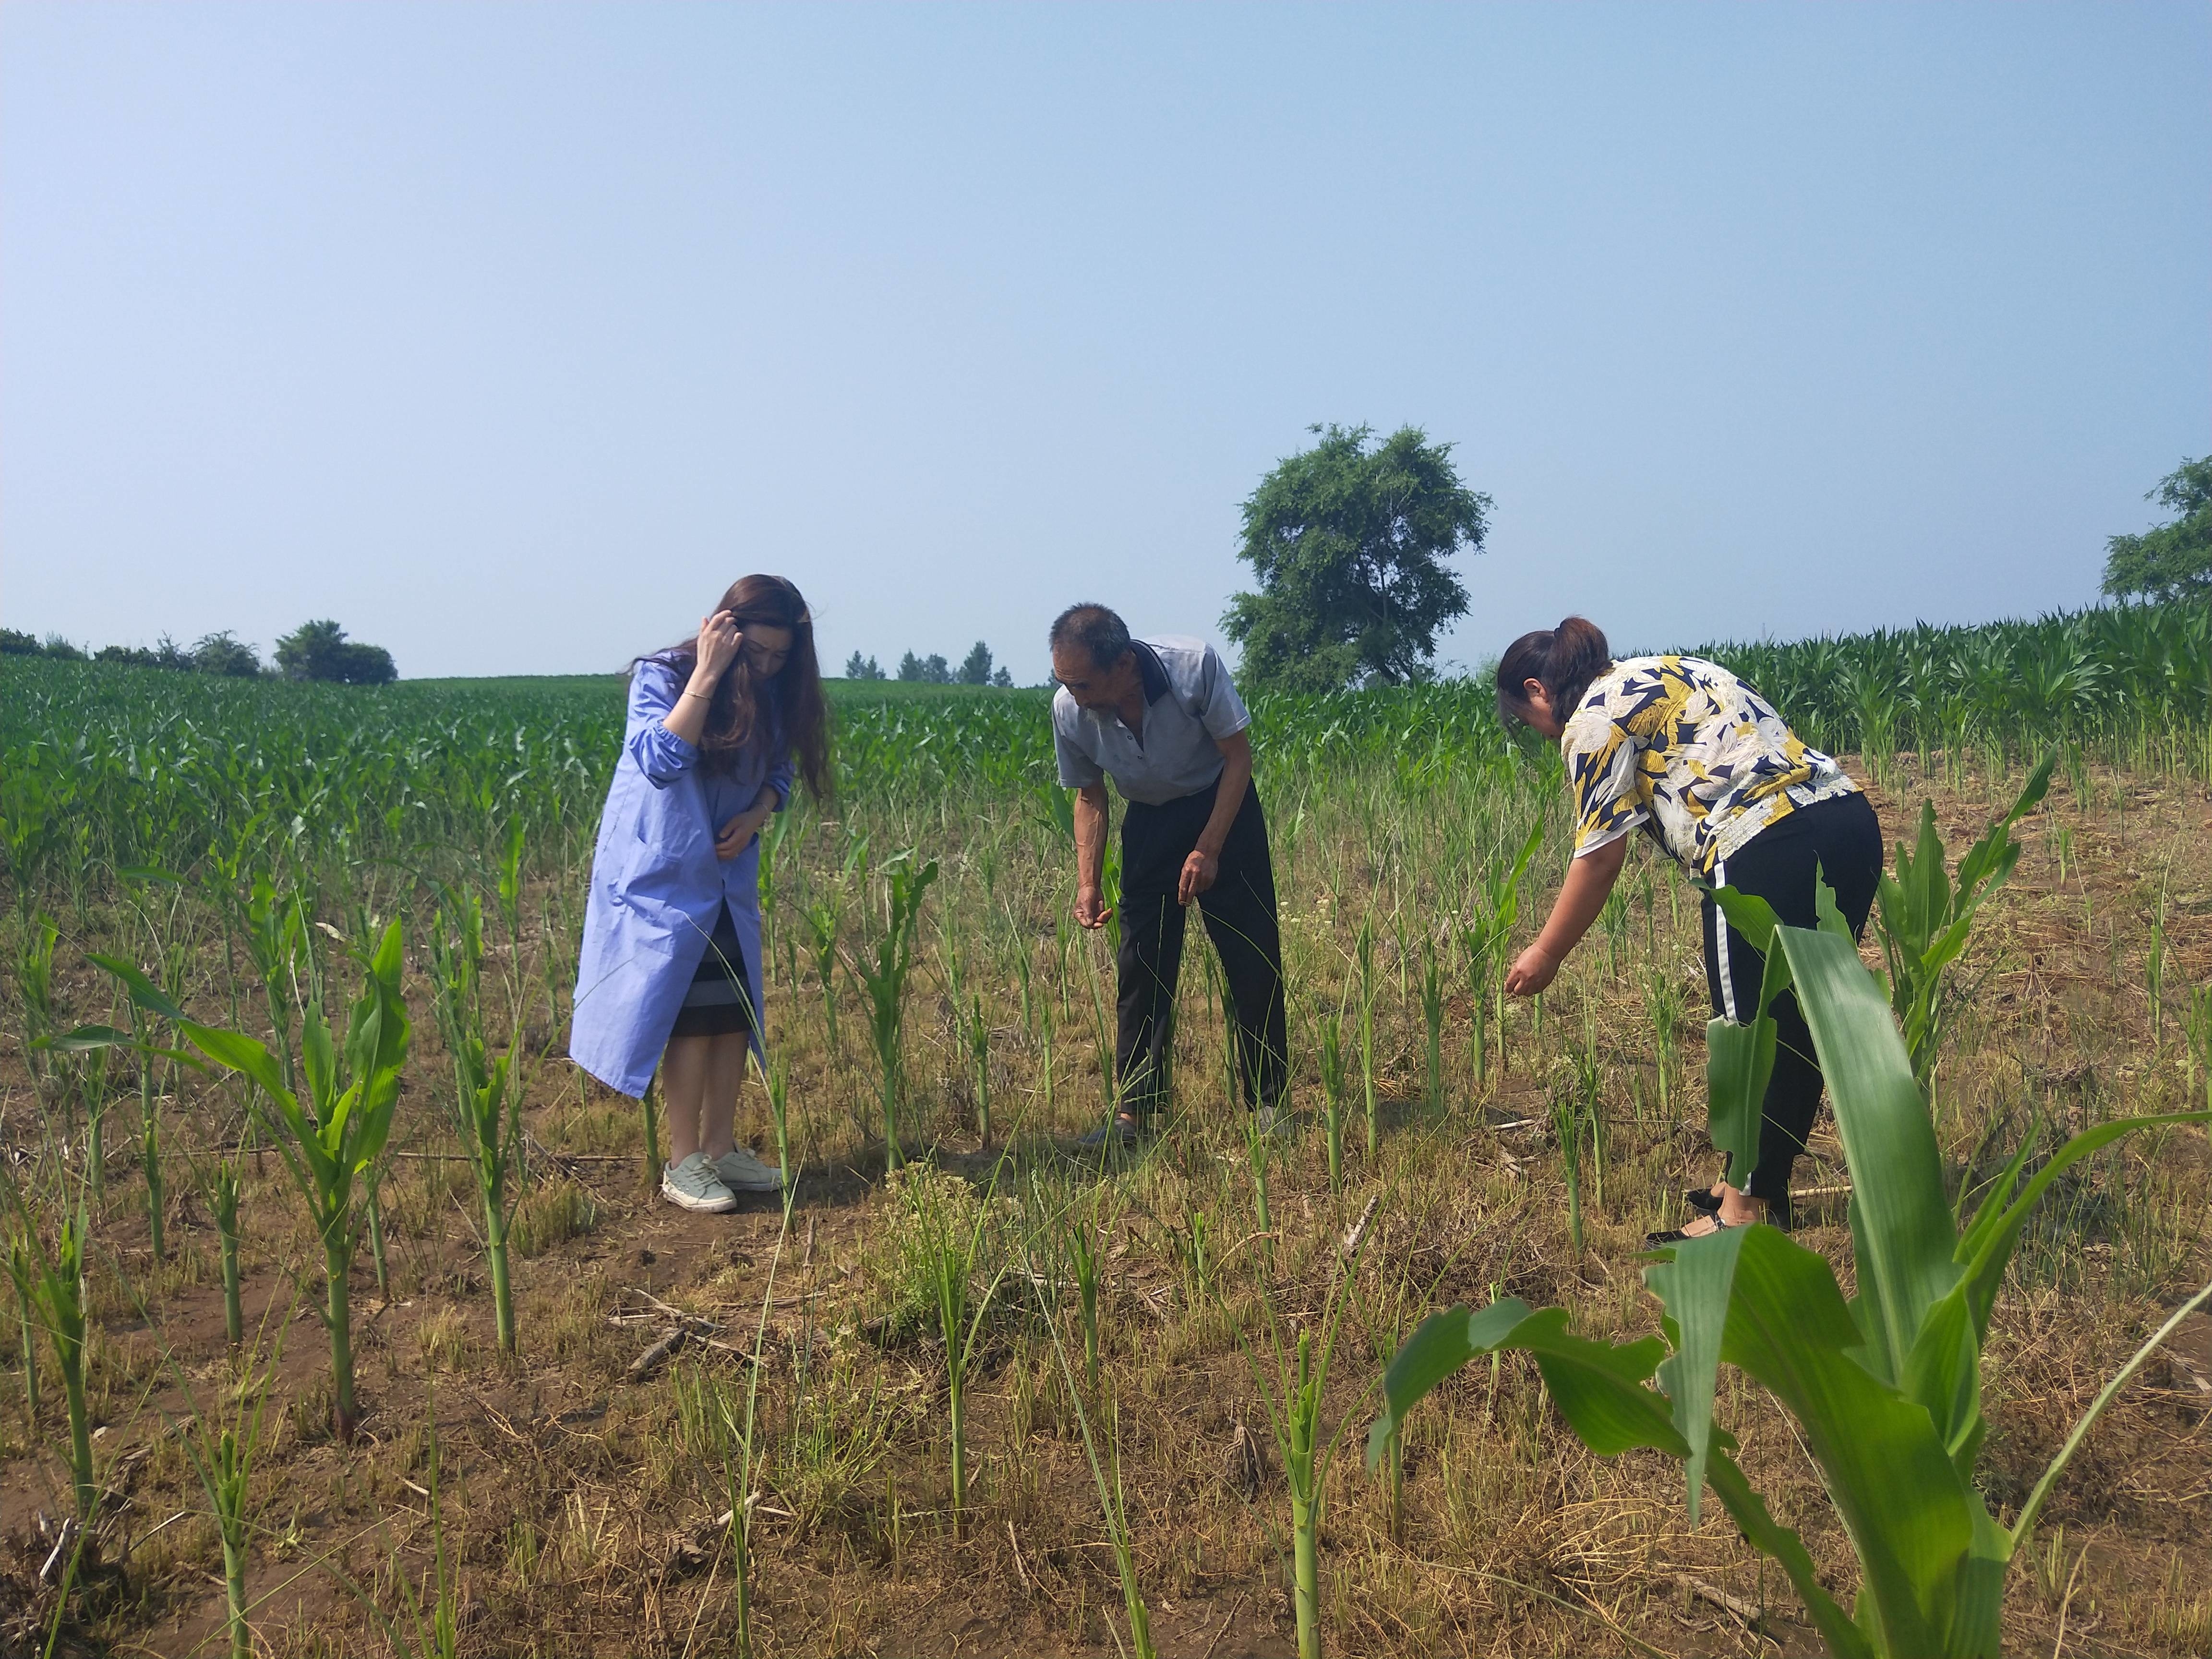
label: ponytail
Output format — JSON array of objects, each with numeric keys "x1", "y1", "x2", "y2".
[{"x1": 1495, "y1": 616, "x2": 1612, "y2": 725}]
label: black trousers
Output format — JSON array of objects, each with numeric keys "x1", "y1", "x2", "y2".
[
  {"x1": 1116, "y1": 779, "x2": 1288, "y2": 1118},
  {"x1": 1700, "y1": 792, "x2": 1884, "y2": 1203}
]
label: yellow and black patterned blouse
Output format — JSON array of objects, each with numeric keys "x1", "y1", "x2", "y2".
[{"x1": 1562, "y1": 655, "x2": 1859, "y2": 876}]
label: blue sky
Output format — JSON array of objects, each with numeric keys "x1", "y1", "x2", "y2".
[{"x1": 5, "y1": 3, "x2": 2206, "y2": 681}]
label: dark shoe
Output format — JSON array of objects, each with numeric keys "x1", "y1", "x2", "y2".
[
  {"x1": 1645, "y1": 1213, "x2": 1743, "y2": 1248},
  {"x1": 1077, "y1": 1113, "x2": 1141, "y2": 1150}
]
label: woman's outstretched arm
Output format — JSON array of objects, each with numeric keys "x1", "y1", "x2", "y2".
[{"x1": 1504, "y1": 833, "x2": 1630, "y2": 996}]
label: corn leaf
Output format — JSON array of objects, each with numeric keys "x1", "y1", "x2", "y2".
[
  {"x1": 1647, "y1": 1224, "x2": 1749, "y2": 1525},
  {"x1": 1368, "y1": 1299, "x2": 1681, "y2": 1474},
  {"x1": 1775, "y1": 925, "x2": 1957, "y2": 1387},
  {"x1": 86, "y1": 953, "x2": 187, "y2": 1022}
]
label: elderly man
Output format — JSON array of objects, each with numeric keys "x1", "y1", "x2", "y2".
[{"x1": 1049, "y1": 603, "x2": 1290, "y2": 1145}]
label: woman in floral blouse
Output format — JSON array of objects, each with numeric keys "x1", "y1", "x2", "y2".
[{"x1": 1495, "y1": 617, "x2": 1883, "y2": 1243}]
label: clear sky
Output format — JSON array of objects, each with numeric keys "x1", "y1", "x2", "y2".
[{"x1": 5, "y1": 3, "x2": 2207, "y2": 682}]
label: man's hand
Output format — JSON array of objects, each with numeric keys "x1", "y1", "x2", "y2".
[
  {"x1": 1503, "y1": 943, "x2": 1559, "y2": 998},
  {"x1": 1177, "y1": 846, "x2": 1219, "y2": 905},
  {"x1": 1074, "y1": 885, "x2": 1113, "y2": 930}
]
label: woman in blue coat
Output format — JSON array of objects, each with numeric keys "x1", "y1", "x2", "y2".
[{"x1": 571, "y1": 575, "x2": 830, "y2": 1213}]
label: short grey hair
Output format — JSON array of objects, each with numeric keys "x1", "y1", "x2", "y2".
[{"x1": 1048, "y1": 604, "x2": 1130, "y2": 673}]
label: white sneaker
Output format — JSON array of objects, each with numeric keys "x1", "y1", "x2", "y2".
[
  {"x1": 711, "y1": 1145, "x2": 784, "y2": 1194},
  {"x1": 661, "y1": 1153, "x2": 739, "y2": 1214}
]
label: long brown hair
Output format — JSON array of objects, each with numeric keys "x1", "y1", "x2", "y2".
[
  {"x1": 1496, "y1": 616, "x2": 1612, "y2": 725},
  {"x1": 638, "y1": 575, "x2": 831, "y2": 800}
]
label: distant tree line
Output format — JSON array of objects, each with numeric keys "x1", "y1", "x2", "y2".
[
  {"x1": 0, "y1": 619, "x2": 397, "y2": 684},
  {"x1": 843, "y1": 640, "x2": 1013, "y2": 686}
]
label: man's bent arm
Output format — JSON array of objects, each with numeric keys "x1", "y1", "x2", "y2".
[
  {"x1": 1195, "y1": 732, "x2": 1253, "y2": 859},
  {"x1": 1073, "y1": 782, "x2": 1112, "y2": 922}
]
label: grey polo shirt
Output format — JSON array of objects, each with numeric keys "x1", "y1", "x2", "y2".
[{"x1": 1053, "y1": 636, "x2": 1252, "y2": 806}]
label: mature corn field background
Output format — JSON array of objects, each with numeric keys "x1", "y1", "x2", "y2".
[{"x1": 0, "y1": 602, "x2": 2207, "y2": 1658}]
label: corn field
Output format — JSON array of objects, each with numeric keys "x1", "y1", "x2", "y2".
[{"x1": 0, "y1": 601, "x2": 2207, "y2": 1657}]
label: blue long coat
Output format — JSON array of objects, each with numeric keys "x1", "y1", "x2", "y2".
[{"x1": 569, "y1": 661, "x2": 793, "y2": 1098}]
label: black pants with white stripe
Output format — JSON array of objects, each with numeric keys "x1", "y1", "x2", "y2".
[
  {"x1": 1116, "y1": 778, "x2": 1288, "y2": 1119},
  {"x1": 1700, "y1": 792, "x2": 1884, "y2": 1206}
]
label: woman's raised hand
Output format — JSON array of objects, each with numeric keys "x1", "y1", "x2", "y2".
[{"x1": 694, "y1": 610, "x2": 743, "y2": 687}]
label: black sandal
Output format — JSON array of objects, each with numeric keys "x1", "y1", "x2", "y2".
[
  {"x1": 1683, "y1": 1185, "x2": 1723, "y2": 1217},
  {"x1": 1645, "y1": 1213, "x2": 1740, "y2": 1248}
]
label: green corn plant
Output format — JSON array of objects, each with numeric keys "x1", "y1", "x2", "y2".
[
  {"x1": 1460, "y1": 826, "x2": 1541, "y2": 1091},
  {"x1": 1642, "y1": 965, "x2": 1685, "y2": 1125},
  {"x1": 1318, "y1": 1009, "x2": 1347, "y2": 1193},
  {"x1": 78, "y1": 1047, "x2": 112, "y2": 1198},
  {"x1": 176, "y1": 920, "x2": 412, "y2": 1443},
  {"x1": 2146, "y1": 884, "x2": 2167, "y2": 1059},
  {"x1": 847, "y1": 853, "x2": 939, "y2": 1169},
  {"x1": 676, "y1": 1184, "x2": 797, "y2": 1659},
  {"x1": 1370, "y1": 906, "x2": 2212, "y2": 1659},
  {"x1": 1241, "y1": 1195, "x2": 1379, "y2": 1659},
  {"x1": 2188, "y1": 984, "x2": 2212, "y2": 1113},
  {"x1": 754, "y1": 1045, "x2": 794, "y2": 1190},
  {"x1": 1354, "y1": 916, "x2": 1379, "y2": 1158},
  {"x1": 905, "y1": 1163, "x2": 1010, "y2": 1537},
  {"x1": 1419, "y1": 939, "x2": 1447, "y2": 1113},
  {"x1": 1066, "y1": 1217, "x2": 1102, "y2": 1394},
  {"x1": 799, "y1": 895, "x2": 844, "y2": 1060},
  {"x1": 238, "y1": 871, "x2": 313, "y2": 1092},
  {"x1": 62, "y1": 961, "x2": 199, "y2": 1253},
  {"x1": 169, "y1": 1312, "x2": 286, "y2": 1659},
  {"x1": 19, "y1": 1201, "x2": 96, "y2": 1520},
  {"x1": 212, "y1": 1154, "x2": 245, "y2": 1347},
  {"x1": 6, "y1": 1227, "x2": 39, "y2": 1423},
  {"x1": 966, "y1": 994, "x2": 992, "y2": 1144},
  {"x1": 639, "y1": 1077, "x2": 663, "y2": 1197},
  {"x1": 428, "y1": 894, "x2": 524, "y2": 1355},
  {"x1": 1875, "y1": 754, "x2": 2053, "y2": 1093},
  {"x1": 14, "y1": 912, "x2": 59, "y2": 1092},
  {"x1": 1022, "y1": 1260, "x2": 1154, "y2": 1659}
]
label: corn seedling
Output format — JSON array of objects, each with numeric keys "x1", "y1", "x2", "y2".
[
  {"x1": 1373, "y1": 910, "x2": 2212, "y2": 1659},
  {"x1": 1316, "y1": 1006, "x2": 1348, "y2": 1193},
  {"x1": 1419, "y1": 939, "x2": 1446, "y2": 1113},
  {"x1": 904, "y1": 1161, "x2": 1010, "y2": 1536},
  {"x1": 6, "y1": 1227, "x2": 39, "y2": 1423},
  {"x1": 678, "y1": 1188, "x2": 796, "y2": 1658},
  {"x1": 1066, "y1": 1217, "x2": 1102, "y2": 1394},
  {"x1": 1355, "y1": 916, "x2": 1379, "y2": 1158},
  {"x1": 428, "y1": 894, "x2": 525, "y2": 1354},
  {"x1": 1460, "y1": 827, "x2": 1541, "y2": 1091},
  {"x1": 755, "y1": 1044, "x2": 794, "y2": 1189},
  {"x1": 167, "y1": 1304, "x2": 288, "y2": 1659},
  {"x1": 176, "y1": 920, "x2": 411, "y2": 1443},
  {"x1": 1022, "y1": 1262, "x2": 1155, "y2": 1659},
  {"x1": 800, "y1": 896, "x2": 844, "y2": 1060},
  {"x1": 966, "y1": 994, "x2": 992, "y2": 1144},
  {"x1": 1241, "y1": 1194, "x2": 1379, "y2": 1659},
  {"x1": 14, "y1": 913, "x2": 58, "y2": 1092},
  {"x1": 1875, "y1": 754, "x2": 2053, "y2": 1093},
  {"x1": 19, "y1": 1200, "x2": 95, "y2": 1520},
  {"x1": 848, "y1": 852, "x2": 938, "y2": 1169}
]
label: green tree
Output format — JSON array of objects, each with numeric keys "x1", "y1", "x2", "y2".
[
  {"x1": 2102, "y1": 457, "x2": 2211, "y2": 602},
  {"x1": 275, "y1": 620, "x2": 396, "y2": 685},
  {"x1": 957, "y1": 641, "x2": 994, "y2": 685},
  {"x1": 843, "y1": 650, "x2": 886, "y2": 681},
  {"x1": 896, "y1": 650, "x2": 925, "y2": 682},
  {"x1": 192, "y1": 632, "x2": 263, "y2": 677},
  {"x1": 1223, "y1": 424, "x2": 1489, "y2": 693}
]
